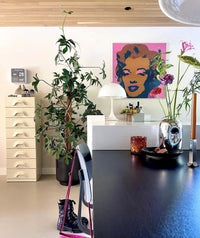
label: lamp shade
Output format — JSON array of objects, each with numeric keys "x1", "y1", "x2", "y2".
[
  {"x1": 159, "y1": 0, "x2": 200, "y2": 25},
  {"x1": 98, "y1": 83, "x2": 126, "y2": 121},
  {"x1": 98, "y1": 83, "x2": 126, "y2": 98}
]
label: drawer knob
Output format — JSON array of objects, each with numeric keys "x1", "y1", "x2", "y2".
[
  {"x1": 14, "y1": 142, "x2": 25, "y2": 148},
  {"x1": 15, "y1": 172, "x2": 25, "y2": 178},
  {"x1": 15, "y1": 162, "x2": 25, "y2": 168},
  {"x1": 15, "y1": 153, "x2": 25, "y2": 158},
  {"x1": 12, "y1": 101, "x2": 26, "y2": 106},
  {"x1": 13, "y1": 132, "x2": 24, "y2": 137},
  {"x1": 13, "y1": 122, "x2": 26, "y2": 127},
  {"x1": 13, "y1": 112, "x2": 26, "y2": 116}
]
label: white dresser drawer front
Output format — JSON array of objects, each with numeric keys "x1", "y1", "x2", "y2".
[
  {"x1": 7, "y1": 169, "x2": 36, "y2": 180},
  {"x1": 6, "y1": 97, "x2": 35, "y2": 108},
  {"x1": 6, "y1": 118, "x2": 35, "y2": 128},
  {"x1": 6, "y1": 128, "x2": 35, "y2": 139},
  {"x1": 7, "y1": 149, "x2": 36, "y2": 158},
  {"x1": 7, "y1": 159, "x2": 36, "y2": 169},
  {"x1": 6, "y1": 108, "x2": 35, "y2": 117},
  {"x1": 6, "y1": 139, "x2": 36, "y2": 149}
]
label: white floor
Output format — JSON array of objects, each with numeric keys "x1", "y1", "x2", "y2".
[{"x1": 0, "y1": 175, "x2": 89, "y2": 238}]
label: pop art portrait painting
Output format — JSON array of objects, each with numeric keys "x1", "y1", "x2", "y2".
[{"x1": 113, "y1": 43, "x2": 166, "y2": 98}]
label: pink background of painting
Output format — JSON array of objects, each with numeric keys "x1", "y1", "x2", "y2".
[{"x1": 113, "y1": 43, "x2": 166, "y2": 98}]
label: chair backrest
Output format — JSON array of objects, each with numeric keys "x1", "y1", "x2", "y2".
[
  {"x1": 76, "y1": 143, "x2": 92, "y2": 203},
  {"x1": 77, "y1": 143, "x2": 92, "y2": 162}
]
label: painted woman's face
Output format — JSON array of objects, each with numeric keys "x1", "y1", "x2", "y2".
[{"x1": 122, "y1": 57, "x2": 149, "y2": 97}]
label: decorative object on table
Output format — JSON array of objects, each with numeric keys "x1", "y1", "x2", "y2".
[
  {"x1": 159, "y1": 119, "x2": 182, "y2": 152},
  {"x1": 158, "y1": 0, "x2": 200, "y2": 26},
  {"x1": 32, "y1": 11, "x2": 106, "y2": 185},
  {"x1": 14, "y1": 84, "x2": 35, "y2": 97},
  {"x1": 14, "y1": 85, "x2": 22, "y2": 94},
  {"x1": 29, "y1": 89, "x2": 35, "y2": 96},
  {"x1": 188, "y1": 93, "x2": 199, "y2": 168},
  {"x1": 22, "y1": 88, "x2": 30, "y2": 97},
  {"x1": 98, "y1": 82, "x2": 126, "y2": 121},
  {"x1": 142, "y1": 147, "x2": 183, "y2": 160},
  {"x1": 130, "y1": 136, "x2": 147, "y2": 154},
  {"x1": 113, "y1": 43, "x2": 166, "y2": 98},
  {"x1": 150, "y1": 41, "x2": 200, "y2": 153},
  {"x1": 120, "y1": 101, "x2": 144, "y2": 122}
]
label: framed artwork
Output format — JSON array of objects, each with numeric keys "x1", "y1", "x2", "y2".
[{"x1": 113, "y1": 43, "x2": 166, "y2": 98}]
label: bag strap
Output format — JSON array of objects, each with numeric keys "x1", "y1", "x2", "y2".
[{"x1": 59, "y1": 149, "x2": 93, "y2": 238}]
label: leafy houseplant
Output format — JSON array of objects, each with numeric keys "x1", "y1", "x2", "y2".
[{"x1": 32, "y1": 11, "x2": 106, "y2": 183}]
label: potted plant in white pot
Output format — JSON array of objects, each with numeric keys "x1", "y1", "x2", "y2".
[{"x1": 32, "y1": 11, "x2": 106, "y2": 185}]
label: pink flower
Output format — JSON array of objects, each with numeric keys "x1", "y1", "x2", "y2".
[
  {"x1": 181, "y1": 41, "x2": 194, "y2": 55},
  {"x1": 160, "y1": 74, "x2": 174, "y2": 85},
  {"x1": 149, "y1": 87, "x2": 162, "y2": 96}
]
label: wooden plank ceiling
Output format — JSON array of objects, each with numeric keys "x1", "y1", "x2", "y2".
[{"x1": 0, "y1": 0, "x2": 192, "y2": 27}]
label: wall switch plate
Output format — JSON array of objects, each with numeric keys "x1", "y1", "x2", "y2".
[{"x1": 11, "y1": 68, "x2": 27, "y2": 83}]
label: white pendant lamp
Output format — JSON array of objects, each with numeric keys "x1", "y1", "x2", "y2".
[{"x1": 159, "y1": 0, "x2": 200, "y2": 25}]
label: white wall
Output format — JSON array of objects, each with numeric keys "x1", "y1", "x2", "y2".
[{"x1": 1, "y1": 26, "x2": 200, "y2": 173}]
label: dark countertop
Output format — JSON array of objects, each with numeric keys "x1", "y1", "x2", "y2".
[{"x1": 93, "y1": 150, "x2": 200, "y2": 238}]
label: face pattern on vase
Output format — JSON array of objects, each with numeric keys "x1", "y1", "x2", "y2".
[{"x1": 159, "y1": 119, "x2": 182, "y2": 151}]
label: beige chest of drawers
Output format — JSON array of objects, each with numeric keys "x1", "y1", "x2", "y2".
[{"x1": 5, "y1": 97, "x2": 41, "y2": 182}]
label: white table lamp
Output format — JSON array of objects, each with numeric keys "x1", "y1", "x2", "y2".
[
  {"x1": 98, "y1": 83, "x2": 126, "y2": 121},
  {"x1": 159, "y1": 0, "x2": 200, "y2": 25}
]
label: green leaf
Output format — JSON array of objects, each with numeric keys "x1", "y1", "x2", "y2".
[
  {"x1": 178, "y1": 55, "x2": 200, "y2": 69},
  {"x1": 32, "y1": 74, "x2": 40, "y2": 92}
]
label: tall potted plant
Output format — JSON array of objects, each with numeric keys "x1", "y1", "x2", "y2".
[{"x1": 32, "y1": 11, "x2": 106, "y2": 185}]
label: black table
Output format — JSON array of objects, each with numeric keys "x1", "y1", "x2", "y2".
[{"x1": 92, "y1": 150, "x2": 200, "y2": 238}]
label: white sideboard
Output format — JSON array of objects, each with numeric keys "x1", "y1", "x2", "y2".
[
  {"x1": 87, "y1": 115, "x2": 160, "y2": 152},
  {"x1": 87, "y1": 116, "x2": 200, "y2": 152}
]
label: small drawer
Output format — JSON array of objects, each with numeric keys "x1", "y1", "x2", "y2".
[
  {"x1": 6, "y1": 97, "x2": 35, "y2": 108},
  {"x1": 6, "y1": 139, "x2": 36, "y2": 149},
  {"x1": 7, "y1": 168, "x2": 36, "y2": 180},
  {"x1": 7, "y1": 149, "x2": 36, "y2": 158},
  {"x1": 6, "y1": 118, "x2": 35, "y2": 128},
  {"x1": 6, "y1": 128, "x2": 35, "y2": 139},
  {"x1": 7, "y1": 159, "x2": 36, "y2": 169},
  {"x1": 5, "y1": 108, "x2": 35, "y2": 117}
]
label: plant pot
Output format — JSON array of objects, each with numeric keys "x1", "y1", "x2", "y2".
[
  {"x1": 56, "y1": 154, "x2": 80, "y2": 186},
  {"x1": 159, "y1": 118, "x2": 182, "y2": 152}
]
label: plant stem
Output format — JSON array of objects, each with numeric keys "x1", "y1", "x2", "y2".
[
  {"x1": 166, "y1": 84, "x2": 172, "y2": 119},
  {"x1": 172, "y1": 59, "x2": 190, "y2": 120},
  {"x1": 178, "y1": 64, "x2": 190, "y2": 84},
  {"x1": 157, "y1": 95, "x2": 167, "y2": 118},
  {"x1": 164, "y1": 86, "x2": 170, "y2": 119}
]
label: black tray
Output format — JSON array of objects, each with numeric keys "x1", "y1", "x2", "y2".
[{"x1": 141, "y1": 147, "x2": 183, "y2": 159}]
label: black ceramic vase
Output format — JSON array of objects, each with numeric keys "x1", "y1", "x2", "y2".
[{"x1": 56, "y1": 154, "x2": 80, "y2": 186}]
